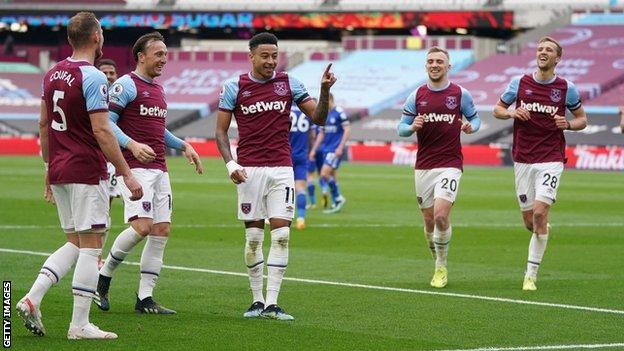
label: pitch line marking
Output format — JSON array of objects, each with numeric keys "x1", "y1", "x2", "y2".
[
  {"x1": 1, "y1": 222, "x2": 623, "y2": 230},
  {"x1": 438, "y1": 342, "x2": 624, "y2": 351},
  {"x1": 1, "y1": 247, "x2": 623, "y2": 316}
]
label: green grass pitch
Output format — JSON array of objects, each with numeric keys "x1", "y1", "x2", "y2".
[{"x1": 1, "y1": 156, "x2": 622, "y2": 350}]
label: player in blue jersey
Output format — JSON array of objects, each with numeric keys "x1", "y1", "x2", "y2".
[
  {"x1": 310, "y1": 93, "x2": 350, "y2": 214},
  {"x1": 306, "y1": 123, "x2": 321, "y2": 209},
  {"x1": 289, "y1": 105, "x2": 314, "y2": 230}
]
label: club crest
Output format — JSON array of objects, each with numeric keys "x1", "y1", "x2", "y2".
[
  {"x1": 445, "y1": 96, "x2": 458, "y2": 110},
  {"x1": 519, "y1": 194, "x2": 527, "y2": 203},
  {"x1": 142, "y1": 201, "x2": 152, "y2": 212},
  {"x1": 417, "y1": 196, "x2": 423, "y2": 205},
  {"x1": 550, "y1": 88, "x2": 562, "y2": 103},
  {"x1": 273, "y1": 82, "x2": 288, "y2": 96},
  {"x1": 241, "y1": 203, "x2": 252, "y2": 214}
]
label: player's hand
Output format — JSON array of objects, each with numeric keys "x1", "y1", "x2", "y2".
[
  {"x1": 43, "y1": 171, "x2": 55, "y2": 204},
  {"x1": 411, "y1": 115, "x2": 424, "y2": 132},
  {"x1": 182, "y1": 143, "x2": 204, "y2": 174},
  {"x1": 226, "y1": 160, "x2": 247, "y2": 184},
  {"x1": 511, "y1": 107, "x2": 530, "y2": 121},
  {"x1": 461, "y1": 121, "x2": 474, "y2": 134},
  {"x1": 554, "y1": 115, "x2": 569, "y2": 130},
  {"x1": 230, "y1": 169, "x2": 247, "y2": 184},
  {"x1": 320, "y1": 63, "x2": 337, "y2": 91},
  {"x1": 335, "y1": 147, "x2": 343, "y2": 158},
  {"x1": 128, "y1": 140, "x2": 156, "y2": 163},
  {"x1": 122, "y1": 173, "x2": 143, "y2": 201}
]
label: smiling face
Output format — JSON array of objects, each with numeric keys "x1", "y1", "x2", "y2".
[
  {"x1": 536, "y1": 40, "x2": 561, "y2": 71},
  {"x1": 250, "y1": 44, "x2": 278, "y2": 80},
  {"x1": 425, "y1": 51, "x2": 450, "y2": 83},
  {"x1": 139, "y1": 40, "x2": 167, "y2": 78}
]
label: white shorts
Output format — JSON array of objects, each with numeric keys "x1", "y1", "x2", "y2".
[
  {"x1": 51, "y1": 180, "x2": 109, "y2": 233},
  {"x1": 514, "y1": 162, "x2": 564, "y2": 211},
  {"x1": 106, "y1": 162, "x2": 121, "y2": 198},
  {"x1": 118, "y1": 168, "x2": 172, "y2": 224},
  {"x1": 236, "y1": 167, "x2": 295, "y2": 221},
  {"x1": 414, "y1": 168, "x2": 462, "y2": 209}
]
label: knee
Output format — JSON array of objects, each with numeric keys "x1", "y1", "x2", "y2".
[
  {"x1": 270, "y1": 227, "x2": 289, "y2": 248},
  {"x1": 132, "y1": 222, "x2": 152, "y2": 237},
  {"x1": 152, "y1": 225, "x2": 170, "y2": 237},
  {"x1": 245, "y1": 227, "x2": 264, "y2": 248},
  {"x1": 434, "y1": 214, "x2": 449, "y2": 229},
  {"x1": 533, "y1": 209, "x2": 547, "y2": 225}
]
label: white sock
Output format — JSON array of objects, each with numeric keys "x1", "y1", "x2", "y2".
[
  {"x1": 100, "y1": 227, "x2": 144, "y2": 277},
  {"x1": 138, "y1": 236, "x2": 168, "y2": 301},
  {"x1": 27, "y1": 242, "x2": 79, "y2": 306},
  {"x1": 71, "y1": 248, "x2": 100, "y2": 327},
  {"x1": 434, "y1": 226, "x2": 452, "y2": 268},
  {"x1": 526, "y1": 233, "x2": 548, "y2": 279},
  {"x1": 424, "y1": 227, "x2": 435, "y2": 257},
  {"x1": 244, "y1": 227, "x2": 265, "y2": 304},
  {"x1": 265, "y1": 227, "x2": 289, "y2": 306}
]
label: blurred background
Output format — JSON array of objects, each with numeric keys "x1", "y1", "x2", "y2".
[{"x1": 0, "y1": 0, "x2": 622, "y2": 170}]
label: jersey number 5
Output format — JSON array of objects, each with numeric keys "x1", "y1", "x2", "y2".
[{"x1": 51, "y1": 90, "x2": 68, "y2": 132}]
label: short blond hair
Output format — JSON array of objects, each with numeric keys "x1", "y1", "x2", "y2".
[
  {"x1": 538, "y1": 36, "x2": 563, "y2": 57},
  {"x1": 426, "y1": 46, "x2": 450, "y2": 60}
]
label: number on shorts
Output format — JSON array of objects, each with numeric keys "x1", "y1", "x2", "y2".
[
  {"x1": 440, "y1": 178, "x2": 457, "y2": 192},
  {"x1": 167, "y1": 194, "x2": 172, "y2": 210},
  {"x1": 285, "y1": 186, "x2": 295, "y2": 204},
  {"x1": 541, "y1": 173, "x2": 558, "y2": 189},
  {"x1": 51, "y1": 90, "x2": 68, "y2": 132}
]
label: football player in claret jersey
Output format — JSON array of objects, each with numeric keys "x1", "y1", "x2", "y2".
[
  {"x1": 310, "y1": 93, "x2": 350, "y2": 214},
  {"x1": 493, "y1": 37, "x2": 587, "y2": 291},
  {"x1": 397, "y1": 47, "x2": 481, "y2": 289},
  {"x1": 96, "y1": 58, "x2": 120, "y2": 269},
  {"x1": 289, "y1": 104, "x2": 314, "y2": 230},
  {"x1": 216, "y1": 32, "x2": 336, "y2": 320},
  {"x1": 16, "y1": 12, "x2": 142, "y2": 340},
  {"x1": 95, "y1": 32, "x2": 203, "y2": 314}
]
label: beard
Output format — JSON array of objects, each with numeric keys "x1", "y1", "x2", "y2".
[
  {"x1": 95, "y1": 47, "x2": 103, "y2": 61},
  {"x1": 428, "y1": 73, "x2": 443, "y2": 82}
]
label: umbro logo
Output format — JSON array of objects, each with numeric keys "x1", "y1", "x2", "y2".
[
  {"x1": 525, "y1": 89, "x2": 533, "y2": 95},
  {"x1": 142, "y1": 91, "x2": 150, "y2": 97},
  {"x1": 419, "y1": 101, "x2": 428, "y2": 106},
  {"x1": 242, "y1": 90, "x2": 252, "y2": 97}
]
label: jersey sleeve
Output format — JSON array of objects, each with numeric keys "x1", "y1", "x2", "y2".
[
  {"x1": 460, "y1": 87, "x2": 478, "y2": 120},
  {"x1": 109, "y1": 75, "x2": 137, "y2": 115},
  {"x1": 218, "y1": 77, "x2": 239, "y2": 112},
  {"x1": 80, "y1": 66, "x2": 109, "y2": 114},
  {"x1": 397, "y1": 89, "x2": 418, "y2": 137},
  {"x1": 499, "y1": 75, "x2": 521, "y2": 106},
  {"x1": 336, "y1": 106, "x2": 349, "y2": 125},
  {"x1": 288, "y1": 75, "x2": 311, "y2": 105},
  {"x1": 565, "y1": 80, "x2": 582, "y2": 111}
]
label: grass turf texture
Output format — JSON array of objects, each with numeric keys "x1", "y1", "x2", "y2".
[{"x1": 0, "y1": 156, "x2": 622, "y2": 351}]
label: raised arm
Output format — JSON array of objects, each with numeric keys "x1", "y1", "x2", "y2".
[{"x1": 297, "y1": 63, "x2": 337, "y2": 126}]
